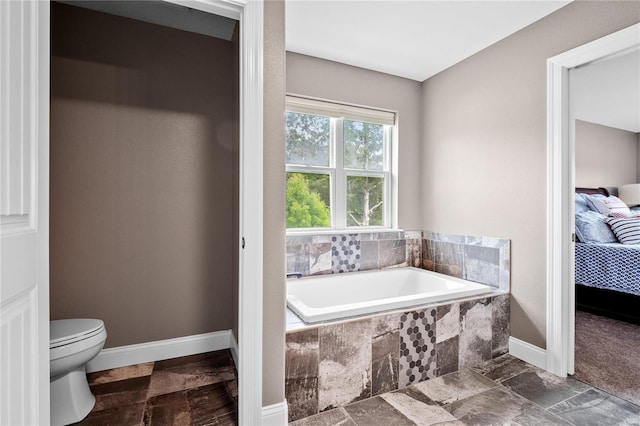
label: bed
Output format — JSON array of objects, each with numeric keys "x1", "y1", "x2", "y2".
[{"x1": 575, "y1": 187, "x2": 640, "y2": 324}]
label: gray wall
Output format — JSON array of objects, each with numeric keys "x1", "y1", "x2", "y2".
[
  {"x1": 575, "y1": 120, "x2": 638, "y2": 188},
  {"x1": 50, "y1": 3, "x2": 238, "y2": 348},
  {"x1": 420, "y1": 1, "x2": 640, "y2": 348},
  {"x1": 263, "y1": 0, "x2": 286, "y2": 407},
  {"x1": 638, "y1": 133, "x2": 640, "y2": 183},
  {"x1": 286, "y1": 53, "x2": 423, "y2": 230}
]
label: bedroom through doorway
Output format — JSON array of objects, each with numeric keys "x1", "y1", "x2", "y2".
[{"x1": 570, "y1": 46, "x2": 640, "y2": 406}]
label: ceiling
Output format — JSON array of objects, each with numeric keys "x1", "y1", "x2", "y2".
[
  {"x1": 571, "y1": 48, "x2": 640, "y2": 133},
  {"x1": 286, "y1": 0, "x2": 571, "y2": 82}
]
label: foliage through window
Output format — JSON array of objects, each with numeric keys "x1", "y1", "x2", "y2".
[{"x1": 285, "y1": 97, "x2": 395, "y2": 230}]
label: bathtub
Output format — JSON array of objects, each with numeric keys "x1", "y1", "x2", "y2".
[{"x1": 287, "y1": 267, "x2": 493, "y2": 323}]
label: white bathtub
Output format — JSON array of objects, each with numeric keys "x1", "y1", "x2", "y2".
[{"x1": 287, "y1": 267, "x2": 493, "y2": 323}]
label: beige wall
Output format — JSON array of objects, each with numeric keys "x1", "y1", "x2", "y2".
[
  {"x1": 421, "y1": 1, "x2": 640, "y2": 348},
  {"x1": 263, "y1": 0, "x2": 286, "y2": 407},
  {"x1": 286, "y1": 53, "x2": 423, "y2": 229},
  {"x1": 575, "y1": 120, "x2": 638, "y2": 188},
  {"x1": 637, "y1": 133, "x2": 640, "y2": 183},
  {"x1": 232, "y1": 22, "x2": 240, "y2": 348},
  {"x1": 50, "y1": 3, "x2": 238, "y2": 348}
]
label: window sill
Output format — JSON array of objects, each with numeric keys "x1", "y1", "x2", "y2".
[{"x1": 286, "y1": 228, "x2": 404, "y2": 237}]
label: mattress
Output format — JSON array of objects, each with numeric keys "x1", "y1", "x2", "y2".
[{"x1": 575, "y1": 242, "x2": 640, "y2": 296}]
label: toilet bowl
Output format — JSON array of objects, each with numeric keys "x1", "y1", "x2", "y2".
[{"x1": 50, "y1": 319, "x2": 107, "y2": 426}]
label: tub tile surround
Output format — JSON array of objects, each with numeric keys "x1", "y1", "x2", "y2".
[
  {"x1": 318, "y1": 319, "x2": 372, "y2": 411},
  {"x1": 286, "y1": 230, "x2": 510, "y2": 292},
  {"x1": 423, "y1": 232, "x2": 511, "y2": 292},
  {"x1": 371, "y1": 314, "x2": 401, "y2": 395},
  {"x1": 458, "y1": 298, "x2": 493, "y2": 369},
  {"x1": 287, "y1": 231, "x2": 412, "y2": 276},
  {"x1": 285, "y1": 328, "x2": 320, "y2": 421},
  {"x1": 285, "y1": 293, "x2": 511, "y2": 422},
  {"x1": 285, "y1": 229, "x2": 511, "y2": 422}
]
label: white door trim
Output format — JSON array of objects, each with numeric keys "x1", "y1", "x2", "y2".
[{"x1": 546, "y1": 23, "x2": 640, "y2": 377}]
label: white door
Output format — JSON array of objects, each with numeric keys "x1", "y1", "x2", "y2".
[{"x1": 0, "y1": 1, "x2": 50, "y2": 424}]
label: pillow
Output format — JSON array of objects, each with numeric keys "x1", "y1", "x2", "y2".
[
  {"x1": 606, "y1": 217, "x2": 640, "y2": 245},
  {"x1": 575, "y1": 210, "x2": 618, "y2": 244},
  {"x1": 574, "y1": 193, "x2": 591, "y2": 214},
  {"x1": 586, "y1": 195, "x2": 631, "y2": 218}
]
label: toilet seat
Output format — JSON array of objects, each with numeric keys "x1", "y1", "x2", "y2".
[{"x1": 50, "y1": 319, "x2": 105, "y2": 349}]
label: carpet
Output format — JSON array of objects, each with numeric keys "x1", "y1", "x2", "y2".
[{"x1": 574, "y1": 310, "x2": 640, "y2": 406}]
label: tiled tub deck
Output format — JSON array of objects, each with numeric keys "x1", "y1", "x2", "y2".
[{"x1": 285, "y1": 292, "x2": 510, "y2": 422}]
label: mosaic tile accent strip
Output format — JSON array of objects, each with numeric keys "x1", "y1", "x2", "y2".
[
  {"x1": 399, "y1": 308, "x2": 437, "y2": 388},
  {"x1": 331, "y1": 234, "x2": 361, "y2": 273}
]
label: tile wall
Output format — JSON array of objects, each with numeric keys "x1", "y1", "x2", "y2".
[
  {"x1": 285, "y1": 294, "x2": 511, "y2": 422},
  {"x1": 422, "y1": 232, "x2": 510, "y2": 292},
  {"x1": 286, "y1": 230, "x2": 510, "y2": 291},
  {"x1": 286, "y1": 231, "x2": 423, "y2": 277}
]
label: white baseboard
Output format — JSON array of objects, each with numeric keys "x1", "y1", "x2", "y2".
[
  {"x1": 262, "y1": 400, "x2": 288, "y2": 426},
  {"x1": 509, "y1": 336, "x2": 547, "y2": 370},
  {"x1": 86, "y1": 329, "x2": 234, "y2": 373}
]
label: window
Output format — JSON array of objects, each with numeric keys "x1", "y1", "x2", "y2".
[{"x1": 285, "y1": 96, "x2": 396, "y2": 231}]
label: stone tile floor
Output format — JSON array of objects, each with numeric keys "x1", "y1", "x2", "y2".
[
  {"x1": 75, "y1": 349, "x2": 237, "y2": 425},
  {"x1": 74, "y1": 349, "x2": 640, "y2": 426},
  {"x1": 291, "y1": 354, "x2": 640, "y2": 426}
]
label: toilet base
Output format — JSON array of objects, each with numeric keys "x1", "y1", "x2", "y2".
[{"x1": 50, "y1": 367, "x2": 96, "y2": 426}]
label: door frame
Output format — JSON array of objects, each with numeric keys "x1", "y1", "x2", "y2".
[
  {"x1": 546, "y1": 23, "x2": 640, "y2": 377},
  {"x1": 39, "y1": 0, "x2": 265, "y2": 423}
]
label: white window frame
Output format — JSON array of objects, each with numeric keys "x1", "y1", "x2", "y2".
[{"x1": 285, "y1": 95, "x2": 396, "y2": 233}]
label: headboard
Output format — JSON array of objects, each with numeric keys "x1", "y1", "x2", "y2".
[{"x1": 576, "y1": 187, "x2": 610, "y2": 196}]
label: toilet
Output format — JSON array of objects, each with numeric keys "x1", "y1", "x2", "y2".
[{"x1": 50, "y1": 319, "x2": 107, "y2": 426}]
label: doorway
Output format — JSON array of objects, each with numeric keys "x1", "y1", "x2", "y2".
[
  {"x1": 570, "y1": 48, "x2": 640, "y2": 404},
  {"x1": 0, "y1": 1, "x2": 264, "y2": 424},
  {"x1": 546, "y1": 23, "x2": 640, "y2": 379}
]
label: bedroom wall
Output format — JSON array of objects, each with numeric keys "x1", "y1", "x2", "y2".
[
  {"x1": 637, "y1": 133, "x2": 640, "y2": 183},
  {"x1": 575, "y1": 120, "x2": 638, "y2": 188},
  {"x1": 286, "y1": 52, "x2": 423, "y2": 230},
  {"x1": 50, "y1": 3, "x2": 238, "y2": 348},
  {"x1": 420, "y1": 2, "x2": 640, "y2": 348}
]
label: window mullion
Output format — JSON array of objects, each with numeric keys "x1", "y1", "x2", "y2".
[{"x1": 334, "y1": 118, "x2": 346, "y2": 230}]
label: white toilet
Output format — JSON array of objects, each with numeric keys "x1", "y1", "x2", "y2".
[{"x1": 50, "y1": 319, "x2": 107, "y2": 426}]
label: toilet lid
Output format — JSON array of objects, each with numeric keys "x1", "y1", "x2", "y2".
[{"x1": 50, "y1": 319, "x2": 104, "y2": 348}]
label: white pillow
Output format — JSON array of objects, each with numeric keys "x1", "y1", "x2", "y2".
[
  {"x1": 606, "y1": 217, "x2": 640, "y2": 245},
  {"x1": 586, "y1": 195, "x2": 631, "y2": 218}
]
